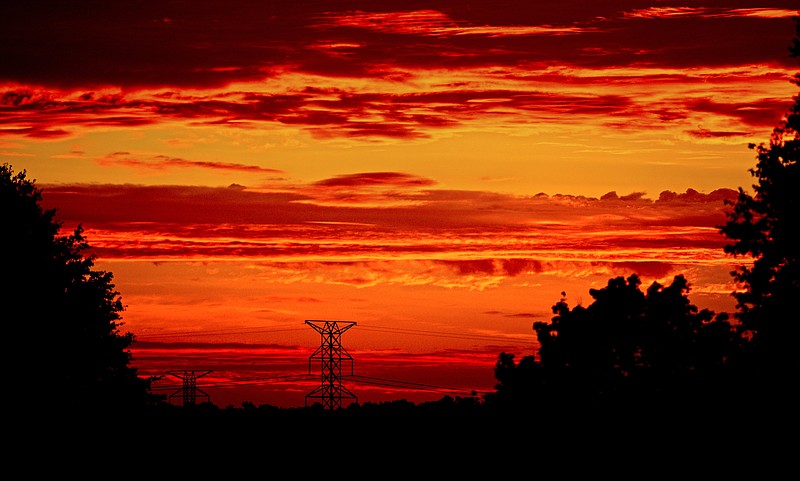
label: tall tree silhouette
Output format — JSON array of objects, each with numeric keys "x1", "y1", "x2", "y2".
[
  {"x1": 1, "y1": 163, "x2": 157, "y2": 415},
  {"x1": 718, "y1": 17, "x2": 800, "y2": 393}
]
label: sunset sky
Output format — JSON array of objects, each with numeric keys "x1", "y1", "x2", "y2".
[{"x1": 2, "y1": 1, "x2": 798, "y2": 409}]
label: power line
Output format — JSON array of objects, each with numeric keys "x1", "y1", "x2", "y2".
[
  {"x1": 151, "y1": 371, "x2": 483, "y2": 399},
  {"x1": 134, "y1": 321, "x2": 536, "y2": 345},
  {"x1": 357, "y1": 324, "x2": 536, "y2": 344},
  {"x1": 346, "y1": 374, "x2": 480, "y2": 397},
  {"x1": 148, "y1": 373, "x2": 317, "y2": 392},
  {"x1": 141, "y1": 320, "x2": 524, "y2": 406}
]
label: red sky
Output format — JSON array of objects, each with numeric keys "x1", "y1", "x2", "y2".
[{"x1": 2, "y1": 1, "x2": 798, "y2": 408}]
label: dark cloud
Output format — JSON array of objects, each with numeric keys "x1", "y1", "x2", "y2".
[
  {"x1": 37, "y1": 182, "x2": 737, "y2": 261},
  {"x1": 599, "y1": 191, "x2": 649, "y2": 201},
  {"x1": 96, "y1": 152, "x2": 284, "y2": 174},
  {"x1": 314, "y1": 172, "x2": 436, "y2": 188},
  {"x1": 607, "y1": 261, "x2": 675, "y2": 279},
  {"x1": 688, "y1": 128, "x2": 752, "y2": 138},
  {"x1": 501, "y1": 259, "x2": 544, "y2": 276},
  {"x1": 1, "y1": 1, "x2": 795, "y2": 90},
  {"x1": 685, "y1": 97, "x2": 796, "y2": 128},
  {"x1": 437, "y1": 259, "x2": 544, "y2": 277},
  {"x1": 0, "y1": 87, "x2": 646, "y2": 139},
  {"x1": 656, "y1": 188, "x2": 738, "y2": 204},
  {"x1": 1, "y1": 72, "x2": 794, "y2": 139},
  {"x1": 0, "y1": 126, "x2": 70, "y2": 138},
  {"x1": 341, "y1": 123, "x2": 430, "y2": 139},
  {"x1": 0, "y1": 1, "x2": 310, "y2": 89},
  {"x1": 438, "y1": 259, "x2": 497, "y2": 276}
]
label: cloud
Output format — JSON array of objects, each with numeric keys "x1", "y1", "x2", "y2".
[
  {"x1": 623, "y1": 7, "x2": 798, "y2": 20},
  {"x1": 96, "y1": 152, "x2": 284, "y2": 175},
  {"x1": 317, "y1": 9, "x2": 597, "y2": 37},
  {"x1": 0, "y1": 126, "x2": 71, "y2": 139},
  {"x1": 436, "y1": 259, "x2": 544, "y2": 277},
  {"x1": 501, "y1": 259, "x2": 544, "y2": 276},
  {"x1": 36, "y1": 181, "x2": 739, "y2": 292},
  {"x1": 601, "y1": 191, "x2": 647, "y2": 201},
  {"x1": 656, "y1": 188, "x2": 737, "y2": 204},
  {"x1": 0, "y1": 150, "x2": 34, "y2": 157},
  {"x1": 1, "y1": 59, "x2": 794, "y2": 142},
  {"x1": 607, "y1": 261, "x2": 675, "y2": 279},
  {"x1": 300, "y1": 172, "x2": 437, "y2": 206},
  {"x1": 313, "y1": 172, "x2": 436, "y2": 188},
  {"x1": 1, "y1": 2, "x2": 795, "y2": 92},
  {"x1": 622, "y1": 7, "x2": 710, "y2": 19},
  {"x1": 438, "y1": 260, "x2": 497, "y2": 276},
  {"x1": 685, "y1": 97, "x2": 796, "y2": 128},
  {"x1": 504, "y1": 313, "x2": 540, "y2": 318},
  {"x1": 40, "y1": 182, "x2": 737, "y2": 232},
  {"x1": 688, "y1": 128, "x2": 752, "y2": 139}
]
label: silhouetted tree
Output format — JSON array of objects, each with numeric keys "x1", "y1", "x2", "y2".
[
  {"x1": 718, "y1": 17, "x2": 800, "y2": 393},
  {"x1": 492, "y1": 274, "x2": 737, "y2": 411},
  {"x1": 1, "y1": 163, "x2": 158, "y2": 416},
  {"x1": 490, "y1": 20, "x2": 800, "y2": 417},
  {"x1": 488, "y1": 351, "x2": 544, "y2": 410}
]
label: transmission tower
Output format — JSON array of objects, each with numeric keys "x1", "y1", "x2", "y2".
[
  {"x1": 305, "y1": 319, "x2": 357, "y2": 410},
  {"x1": 166, "y1": 369, "x2": 212, "y2": 406}
]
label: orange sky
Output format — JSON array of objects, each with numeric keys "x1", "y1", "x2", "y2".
[{"x1": 2, "y1": 1, "x2": 798, "y2": 408}]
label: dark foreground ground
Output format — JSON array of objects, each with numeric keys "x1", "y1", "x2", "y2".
[{"x1": 19, "y1": 397, "x2": 797, "y2": 473}]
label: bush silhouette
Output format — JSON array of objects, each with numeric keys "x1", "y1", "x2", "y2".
[{"x1": 490, "y1": 275, "x2": 738, "y2": 414}]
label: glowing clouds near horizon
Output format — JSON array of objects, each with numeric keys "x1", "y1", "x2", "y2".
[{"x1": 40, "y1": 181, "x2": 744, "y2": 343}]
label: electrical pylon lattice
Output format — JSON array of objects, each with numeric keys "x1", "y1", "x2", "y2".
[
  {"x1": 305, "y1": 320, "x2": 357, "y2": 410},
  {"x1": 166, "y1": 369, "x2": 212, "y2": 406}
]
